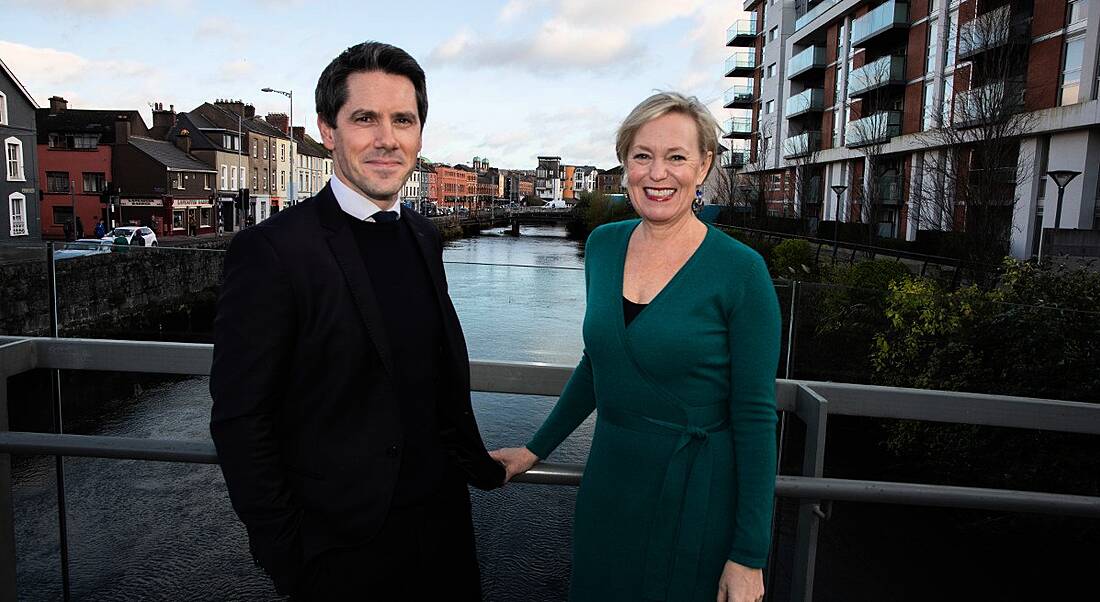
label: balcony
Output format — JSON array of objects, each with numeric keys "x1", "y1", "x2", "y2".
[
  {"x1": 851, "y1": 0, "x2": 909, "y2": 47},
  {"x1": 722, "y1": 150, "x2": 748, "y2": 168},
  {"x1": 724, "y1": 84, "x2": 755, "y2": 109},
  {"x1": 847, "y1": 55, "x2": 906, "y2": 98},
  {"x1": 724, "y1": 117, "x2": 754, "y2": 138},
  {"x1": 784, "y1": 131, "x2": 822, "y2": 158},
  {"x1": 958, "y1": 4, "x2": 1029, "y2": 60},
  {"x1": 953, "y1": 79, "x2": 1025, "y2": 128},
  {"x1": 725, "y1": 52, "x2": 757, "y2": 77},
  {"x1": 788, "y1": 46, "x2": 827, "y2": 79},
  {"x1": 786, "y1": 88, "x2": 826, "y2": 118},
  {"x1": 727, "y1": 20, "x2": 758, "y2": 46},
  {"x1": 845, "y1": 111, "x2": 902, "y2": 147},
  {"x1": 795, "y1": 0, "x2": 842, "y2": 31}
]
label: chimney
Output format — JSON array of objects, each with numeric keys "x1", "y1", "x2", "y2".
[
  {"x1": 174, "y1": 129, "x2": 192, "y2": 155},
  {"x1": 292, "y1": 126, "x2": 305, "y2": 142},
  {"x1": 243, "y1": 104, "x2": 256, "y2": 119},
  {"x1": 152, "y1": 102, "x2": 176, "y2": 130},
  {"x1": 265, "y1": 113, "x2": 289, "y2": 135},
  {"x1": 215, "y1": 99, "x2": 246, "y2": 116},
  {"x1": 49, "y1": 96, "x2": 68, "y2": 112},
  {"x1": 114, "y1": 116, "x2": 131, "y2": 145}
]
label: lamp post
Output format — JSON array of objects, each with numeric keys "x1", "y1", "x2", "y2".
[
  {"x1": 1037, "y1": 169, "x2": 1081, "y2": 262},
  {"x1": 831, "y1": 184, "x2": 847, "y2": 259},
  {"x1": 261, "y1": 87, "x2": 295, "y2": 206}
]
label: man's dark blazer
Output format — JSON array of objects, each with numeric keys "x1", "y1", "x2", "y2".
[{"x1": 209, "y1": 184, "x2": 505, "y2": 592}]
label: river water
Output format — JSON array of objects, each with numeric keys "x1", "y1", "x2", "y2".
[{"x1": 12, "y1": 224, "x2": 591, "y2": 601}]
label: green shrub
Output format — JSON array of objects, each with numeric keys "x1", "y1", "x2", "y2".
[{"x1": 771, "y1": 239, "x2": 816, "y2": 280}]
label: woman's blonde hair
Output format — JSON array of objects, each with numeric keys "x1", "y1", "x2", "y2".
[{"x1": 615, "y1": 91, "x2": 721, "y2": 178}]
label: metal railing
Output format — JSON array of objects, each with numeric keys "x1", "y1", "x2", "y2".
[
  {"x1": 2, "y1": 336, "x2": 1098, "y2": 601},
  {"x1": 851, "y1": 0, "x2": 909, "y2": 47}
]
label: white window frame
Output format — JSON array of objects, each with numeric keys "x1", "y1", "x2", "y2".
[
  {"x1": 6, "y1": 137, "x2": 25, "y2": 181},
  {"x1": 0, "y1": 91, "x2": 7, "y2": 125},
  {"x1": 231, "y1": 166, "x2": 238, "y2": 190},
  {"x1": 221, "y1": 165, "x2": 228, "y2": 190},
  {"x1": 8, "y1": 192, "x2": 28, "y2": 236}
]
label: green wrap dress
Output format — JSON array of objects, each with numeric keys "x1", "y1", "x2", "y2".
[{"x1": 526, "y1": 219, "x2": 781, "y2": 602}]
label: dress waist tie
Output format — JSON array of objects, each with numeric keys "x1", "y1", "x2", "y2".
[{"x1": 599, "y1": 405, "x2": 729, "y2": 601}]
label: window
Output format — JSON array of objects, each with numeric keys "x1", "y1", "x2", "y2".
[
  {"x1": 945, "y1": 9, "x2": 958, "y2": 66},
  {"x1": 252, "y1": 169, "x2": 258, "y2": 189},
  {"x1": 204, "y1": 173, "x2": 212, "y2": 190},
  {"x1": 281, "y1": 170, "x2": 285, "y2": 191},
  {"x1": 926, "y1": 19, "x2": 940, "y2": 73},
  {"x1": 763, "y1": 3, "x2": 769, "y2": 25},
  {"x1": 263, "y1": 168, "x2": 268, "y2": 190},
  {"x1": 922, "y1": 80, "x2": 938, "y2": 130},
  {"x1": 766, "y1": 100, "x2": 775, "y2": 114},
  {"x1": 5, "y1": 137, "x2": 25, "y2": 181},
  {"x1": 280, "y1": 144, "x2": 285, "y2": 161},
  {"x1": 769, "y1": 27, "x2": 778, "y2": 43},
  {"x1": 768, "y1": 63, "x2": 776, "y2": 78},
  {"x1": 0, "y1": 92, "x2": 7, "y2": 125},
  {"x1": 173, "y1": 172, "x2": 184, "y2": 190},
  {"x1": 1067, "y1": 0, "x2": 1086, "y2": 26},
  {"x1": 942, "y1": 76, "x2": 954, "y2": 123},
  {"x1": 263, "y1": 143, "x2": 268, "y2": 160},
  {"x1": 173, "y1": 210, "x2": 184, "y2": 230},
  {"x1": 8, "y1": 192, "x2": 27, "y2": 236},
  {"x1": 930, "y1": 0, "x2": 940, "y2": 14},
  {"x1": 82, "y1": 172, "x2": 106, "y2": 193},
  {"x1": 252, "y1": 140, "x2": 257, "y2": 157},
  {"x1": 53, "y1": 206, "x2": 73, "y2": 227},
  {"x1": 231, "y1": 166, "x2": 238, "y2": 190},
  {"x1": 46, "y1": 172, "x2": 70, "y2": 193},
  {"x1": 1059, "y1": 36, "x2": 1085, "y2": 106},
  {"x1": 48, "y1": 133, "x2": 99, "y2": 149},
  {"x1": 200, "y1": 207, "x2": 212, "y2": 227}
]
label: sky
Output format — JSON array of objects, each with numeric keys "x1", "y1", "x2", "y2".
[{"x1": 1, "y1": 0, "x2": 746, "y2": 171}]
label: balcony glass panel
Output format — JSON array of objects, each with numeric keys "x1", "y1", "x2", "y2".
[
  {"x1": 877, "y1": 174, "x2": 903, "y2": 203},
  {"x1": 796, "y1": 0, "x2": 842, "y2": 31},
  {"x1": 953, "y1": 79, "x2": 1025, "y2": 126},
  {"x1": 958, "y1": 5, "x2": 1014, "y2": 59},
  {"x1": 725, "y1": 117, "x2": 753, "y2": 135},
  {"x1": 727, "y1": 20, "x2": 758, "y2": 43},
  {"x1": 845, "y1": 111, "x2": 902, "y2": 147},
  {"x1": 784, "y1": 131, "x2": 822, "y2": 158},
  {"x1": 724, "y1": 85, "x2": 755, "y2": 106},
  {"x1": 725, "y1": 53, "x2": 756, "y2": 74},
  {"x1": 847, "y1": 55, "x2": 905, "y2": 97},
  {"x1": 722, "y1": 150, "x2": 749, "y2": 168},
  {"x1": 786, "y1": 89, "x2": 825, "y2": 117},
  {"x1": 788, "y1": 46, "x2": 827, "y2": 78},
  {"x1": 851, "y1": 0, "x2": 909, "y2": 47}
]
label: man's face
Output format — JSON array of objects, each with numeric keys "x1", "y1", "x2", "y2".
[{"x1": 318, "y1": 70, "x2": 422, "y2": 207}]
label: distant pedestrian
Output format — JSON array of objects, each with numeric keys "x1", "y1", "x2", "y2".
[
  {"x1": 75, "y1": 216, "x2": 85, "y2": 239},
  {"x1": 94, "y1": 217, "x2": 106, "y2": 238},
  {"x1": 62, "y1": 220, "x2": 74, "y2": 242},
  {"x1": 187, "y1": 212, "x2": 197, "y2": 236}
]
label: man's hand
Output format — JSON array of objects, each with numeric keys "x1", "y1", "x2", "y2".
[
  {"x1": 488, "y1": 447, "x2": 539, "y2": 482},
  {"x1": 716, "y1": 560, "x2": 764, "y2": 602}
]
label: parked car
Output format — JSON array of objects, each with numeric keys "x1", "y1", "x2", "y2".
[
  {"x1": 54, "y1": 239, "x2": 115, "y2": 260},
  {"x1": 103, "y1": 226, "x2": 158, "y2": 247}
]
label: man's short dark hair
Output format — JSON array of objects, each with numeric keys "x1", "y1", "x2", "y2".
[{"x1": 315, "y1": 41, "x2": 428, "y2": 129}]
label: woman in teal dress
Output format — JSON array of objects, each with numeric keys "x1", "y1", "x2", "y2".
[{"x1": 491, "y1": 92, "x2": 781, "y2": 602}]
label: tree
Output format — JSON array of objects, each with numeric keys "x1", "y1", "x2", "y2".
[
  {"x1": 782, "y1": 128, "x2": 822, "y2": 234},
  {"x1": 735, "y1": 120, "x2": 775, "y2": 223},
  {"x1": 522, "y1": 194, "x2": 545, "y2": 207},
  {"x1": 910, "y1": 4, "x2": 1035, "y2": 268}
]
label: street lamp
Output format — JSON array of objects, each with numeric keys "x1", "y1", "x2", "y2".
[
  {"x1": 1037, "y1": 169, "x2": 1081, "y2": 262},
  {"x1": 831, "y1": 184, "x2": 847, "y2": 259},
  {"x1": 261, "y1": 87, "x2": 295, "y2": 206}
]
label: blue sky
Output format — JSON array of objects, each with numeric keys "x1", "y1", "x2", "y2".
[{"x1": 2, "y1": 0, "x2": 744, "y2": 170}]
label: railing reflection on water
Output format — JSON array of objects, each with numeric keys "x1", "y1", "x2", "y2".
[{"x1": 1, "y1": 337, "x2": 1098, "y2": 601}]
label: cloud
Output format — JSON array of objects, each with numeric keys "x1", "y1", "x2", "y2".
[
  {"x1": 194, "y1": 17, "x2": 234, "y2": 40},
  {"x1": 558, "y1": 0, "x2": 708, "y2": 29},
  {"x1": 430, "y1": 17, "x2": 640, "y2": 73},
  {"x1": 0, "y1": 40, "x2": 154, "y2": 103},
  {"x1": 7, "y1": 0, "x2": 180, "y2": 13},
  {"x1": 219, "y1": 59, "x2": 254, "y2": 79}
]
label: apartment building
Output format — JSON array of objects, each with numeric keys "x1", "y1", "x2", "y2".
[
  {"x1": 731, "y1": 0, "x2": 1099, "y2": 258},
  {"x1": 536, "y1": 156, "x2": 563, "y2": 203}
]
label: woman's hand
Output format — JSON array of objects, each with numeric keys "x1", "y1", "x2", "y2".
[
  {"x1": 488, "y1": 447, "x2": 539, "y2": 482},
  {"x1": 716, "y1": 561, "x2": 764, "y2": 602}
]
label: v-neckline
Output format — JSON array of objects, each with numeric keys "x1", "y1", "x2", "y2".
[{"x1": 617, "y1": 220, "x2": 712, "y2": 332}]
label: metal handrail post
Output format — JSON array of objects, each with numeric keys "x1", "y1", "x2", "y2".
[
  {"x1": 46, "y1": 243, "x2": 72, "y2": 601},
  {"x1": 0, "y1": 339, "x2": 36, "y2": 602},
  {"x1": 791, "y1": 384, "x2": 829, "y2": 602}
]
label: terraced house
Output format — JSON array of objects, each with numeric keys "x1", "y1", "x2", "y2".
[
  {"x1": 727, "y1": 0, "x2": 1100, "y2": 259},
  {"x1": 1, "y1": 56, "x2": 40, "y2": 243}
]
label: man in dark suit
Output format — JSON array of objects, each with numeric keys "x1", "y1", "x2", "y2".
[{"x1": 209, "y1": 41, "x2": 504, "y2": 599}]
